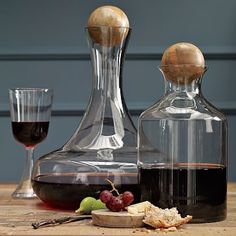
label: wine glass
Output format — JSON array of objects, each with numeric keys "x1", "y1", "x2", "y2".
[{"x1": 9, "y1": 88, "x2": 53, "y2": 199}]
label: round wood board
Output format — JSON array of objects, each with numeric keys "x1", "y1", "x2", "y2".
[{"x1": 92, "y1": 209, "x2": 145, "y2": 228}]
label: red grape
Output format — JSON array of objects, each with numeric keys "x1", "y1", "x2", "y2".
[
  {"x1": 121, "y1": 191, "x2": 134, "y2": 207},
  {"x1": 106, "y1": 196, "x2": 124, "y2": 212},
  {"x1": 99, "y1": 190, "x2": 112, "y2": 203}
]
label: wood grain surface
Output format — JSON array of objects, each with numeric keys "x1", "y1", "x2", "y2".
[{"x1": 0, "y1": 184, "x2": 235, "y2": 236}]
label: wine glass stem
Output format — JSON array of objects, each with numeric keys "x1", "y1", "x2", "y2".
[
  {"x1": 22, "y1": 147, "x2": 34, "y2": 183},
  {"x1": 12, "y1": 146, "x2": 36, "y2": 198}
]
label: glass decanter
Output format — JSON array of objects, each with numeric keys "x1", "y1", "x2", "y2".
[
  {"x1": 32, "y1": 27, "x2": 139, "y2": 210},
  {"x1": 138, "y1": 43, "x2": 228, "y2": 223}
]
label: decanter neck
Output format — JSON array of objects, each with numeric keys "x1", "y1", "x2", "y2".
[
  {"x1": 63, "y1": 28, "x2": 136, "y2": 153},
  {"x1": 160, "y1": 65, "x2": 206, "y2": 96},
  {"x1": 91, "y1": 46, "x2": 124, "y2": 102},
  {"x1": 164, "y1": 78, "x2": 202, "y2": 95}
]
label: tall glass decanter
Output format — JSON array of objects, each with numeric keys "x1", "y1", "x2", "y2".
[
  {"x1": 138, "y1": 43, "x2": 228, "y2": 223},
  {"x1": 32, "y1": 27, "x2": 139, "y2": 210}
]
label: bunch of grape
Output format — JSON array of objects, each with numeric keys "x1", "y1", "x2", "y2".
[{"x1": 99, "y1": 190, "x2": 134, "y2": 212}]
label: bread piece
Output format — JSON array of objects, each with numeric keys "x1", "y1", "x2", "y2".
[
  {"x1": 126, "y1": 201, "x2": 152, "y2": 214},
  {"x1": 143, "y1": 205, "x2": 192, "y2": 229}
]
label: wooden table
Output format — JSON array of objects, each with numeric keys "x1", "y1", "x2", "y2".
[{"x1": 0, "y1": 184, "x2": 235, "y2": 236}]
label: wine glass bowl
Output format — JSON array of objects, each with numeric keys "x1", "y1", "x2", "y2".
[
  {"x1": 11, "y1": 121, "x2": 49, "y2": 149},
  {"x1": 9, "y1": 88, "x2": 53, "y2": 199}
]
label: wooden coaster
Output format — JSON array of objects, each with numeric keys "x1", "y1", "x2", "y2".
[{"x1": 92, "y1": 209, "x2": 144, "y2": 228}]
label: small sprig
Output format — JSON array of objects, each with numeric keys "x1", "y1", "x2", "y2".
[{"x1": 105, "y1": 178, "x2": 120, "y2": 196}]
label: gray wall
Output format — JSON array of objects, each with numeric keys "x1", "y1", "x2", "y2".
[{"x1": 0, "y1": 0, "x2": 236, "y2": 182}]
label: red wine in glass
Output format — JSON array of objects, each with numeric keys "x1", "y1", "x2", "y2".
[{"x1": 12, "y1": 121, "x2": 49, "y2": 148}]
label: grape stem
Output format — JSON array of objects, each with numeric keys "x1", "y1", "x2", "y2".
[{"x1": 105, "y1": 179, "x2": 120, "y2": 196}]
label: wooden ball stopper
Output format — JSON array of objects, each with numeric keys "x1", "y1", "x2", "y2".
[
  {"x1": 161, "y1": 43, "x2": 205, "y2": 83},
  {"x1": 87, "y1": 5, "x2": 130, "y2": 46}
]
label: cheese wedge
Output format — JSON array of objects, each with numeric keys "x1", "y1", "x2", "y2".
[{"x1": 126, "y1": 201, "x2": 152, "y2": 214}]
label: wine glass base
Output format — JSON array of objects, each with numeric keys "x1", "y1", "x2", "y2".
[
  {"x1": 12, "y1": 190, "x2": 37, "y2": 199},
  {"x1": 12, "y1": 180, "x2": 37, "y2": 199},
  {"x1": 12, "y1": 189, "x2": 37, "y2": 199}
]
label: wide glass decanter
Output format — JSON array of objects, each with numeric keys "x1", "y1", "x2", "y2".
[
  {"x1": 138, "y1": 43, "x2": 228, "y2": 223},
  {"x1": 32, "y1": 27, "x2": 139, "y2": 210}
]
